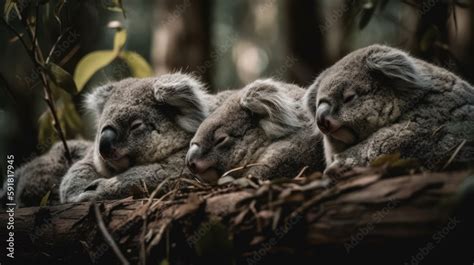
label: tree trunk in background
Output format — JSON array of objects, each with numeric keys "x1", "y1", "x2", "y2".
[
  {"x1": 152, "y1": 0, "x2": 212, "y2": 85},
  {"x1": 285, "y1": 0, "x2": 326, "y2": 86}
]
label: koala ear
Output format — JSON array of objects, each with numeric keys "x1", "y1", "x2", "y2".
[
  {"x1": 240, "y1": 79, "x2": 303, "y2": 139},
  {"x1": 153, "y1": 74, "x2": 210, "y2": 133},
  {"x1": 84, "y1": 84, "x2": 114, "y2": 117},
  {"x1": 366, "y1": 48, "x2": 427, "y2": 91}
]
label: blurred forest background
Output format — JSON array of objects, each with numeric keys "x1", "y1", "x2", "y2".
[{"x1": 1, "y1": 0, "x2": 473, "y2": 182}]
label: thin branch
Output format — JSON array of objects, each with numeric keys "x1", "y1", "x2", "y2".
[
  {"x1": 221, "y1": 163, "x2": 268, "y2": 178},
  {"x1": 93, "y1": 202, "x2": 130, "y2": 265},
  {"x1": 46, "y1": 27, "x2": 73, "y2": 63},
  {"x1": 2, "y1": 12, "x2": 72, "y2": 163},
  {"x1": 443, "y1": 139, "x2": 467, "y2": 170},
  {"x1": 20, "y1": 7, "x2": 72, "y2": 163}
]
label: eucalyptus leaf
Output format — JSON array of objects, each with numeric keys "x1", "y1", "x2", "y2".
[
  {"x1": 370, "y1": 153, "x2": 401, "y2": 167},
  {"x1": 4, "y1": 0, "x2": 15, "y2": 21},
  {"x1": 46, "y1": 62, "x2": 77, "y2": 95},
  {"x1": 73, "y1": 50, "x2": 117, "y2": 91},
  {"x1": 121, "y1": 51, "x2": 154, "y2": 77},
  {"x1": 38, "y1": 111, "x2": 55, "y2": 147},
  {"x1": 39, "y1": 190, "x2": 51, "y2": 207},
  {"x1": 103, "y1": 0, "x2": 126, "y2": 17},
  {"x1": 113, "y1": 29, "x2": 127, "y2": 54}
]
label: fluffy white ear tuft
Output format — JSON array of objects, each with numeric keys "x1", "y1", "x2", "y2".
[
  {"x1": 366, "y1": 47, "x2": 427, "y2": 90},
  {"x1": 84, "y1": 84, "x2": 114, "y2": 119},
  {"x1": 153, "y1": 73, "x2": 210, "y2": 133},
  {"x1": 240, "y1": 79, "x2": 303, "y2": 139}
]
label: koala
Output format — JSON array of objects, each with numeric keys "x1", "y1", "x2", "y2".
[
  {"x1": 60, "y1": 73, "x2": 233, "y2": 202},
  {"x1": 304, "y1": 44, "x2": 474, "y2": 176},
  {"x1": 185, "y1": 79, "x2": 325, "y2": 184},
  {"x1": 0, "y1": 140, "x2": 91, "y2": 207}
]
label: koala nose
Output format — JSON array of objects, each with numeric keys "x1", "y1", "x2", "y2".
[
  {"x1": 316, "y1": 102, "x2": 332, "y2": 134},
  {"x1": 99, "y1": 127, "x2": 118, "y2": 158},
  {"x1": 186, "y1": 143, "x2": 202, "y2": 173},
  {"x1": 186, "y1": 143, "x2": 216, "y2": 175}
]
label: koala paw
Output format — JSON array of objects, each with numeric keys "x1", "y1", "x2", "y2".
[
  {"x1": 323, "y1": 156, "x2": 355, "y2": 182},
  {"x1": 76, "y1": 177, "x2": 120, "y2": 202}
]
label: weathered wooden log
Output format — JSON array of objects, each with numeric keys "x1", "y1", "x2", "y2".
[{"x1": 1, "y1": 169, "x2": 473, "y2": 265}]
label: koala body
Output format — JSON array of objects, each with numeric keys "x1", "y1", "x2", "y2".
[
  {"x1": 186, "y1": 79, "x2": 325, "y2": 183},
  {"x1": 0, "y1": 140, "x2": 91, "y2": 207},
  {"x1": 305, "y1": 44, "x2": 474, "y2": 175},
  {"x1": 60, "y1": 73, "x2": 233, "y2": 202}
]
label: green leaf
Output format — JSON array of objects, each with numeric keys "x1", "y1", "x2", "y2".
[
  {"x1": 73, "y1": 50, "x2": 116, "y2": 91},
  {"x1": 370, "y1": 152, "x2": 401, "y2": 167},
  {"x1": 103, "y1": 0, "x2": 126, "y2": 17},
  {"x1": 4, "y1": 0, "x2": 16, "y2": 21},
  {"x1": 113, "y1": 29, "x2": 127, "y2": 54},
  {"x1": 40, "y1": 190, "x2": 52, "y2": 207},
  {"x1": 62, "y1": 97, "x2": 83, "y2": 134},
  {"x1": 38, "y1": 111, "x2": 56, "y2": 147},
  {"x1": 46, "y1": 62, "x2": 78, "y2": 95},
  {"x1": 120, "y1": 51, "x2": 153, "y2": 77}
]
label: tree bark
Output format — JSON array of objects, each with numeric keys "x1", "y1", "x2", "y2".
[{"x1": 1, "y1": 169, "x2": 473, "y2": 265}]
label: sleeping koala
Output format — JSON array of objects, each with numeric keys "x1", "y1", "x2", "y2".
[
  {"x1": 60, "y1": 73, "x2": 233, "y2": 202},
  {"x1": 0, "y1": 140, "x2": 91, "y2": 207},
  {"x1": 305, "y1": 44, "x2": 474, "y2": 176},
  {"x1": 185, "y1": 79, "x2": 325, "y2": 183}
]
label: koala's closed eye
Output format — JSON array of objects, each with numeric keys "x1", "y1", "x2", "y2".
[
  {"x1": 130, "y1": 120, "x2": 145, "y2": 131},
  {"x1": 214, "y1": 134, "x2": 230, "y2": 148},
  {"x1": 343, "y1": 92, "x2": 357, "y2": 103}
]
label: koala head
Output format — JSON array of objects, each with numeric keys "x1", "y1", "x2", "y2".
[
  {"x1": 305, "y1": 44, "x2": 428, "y2": 152},
  {"x1": 185, "y1": 79, "x2": 304, "y2": 183},
  {"x1": 85, "y1": 73, "x2": 210, "y2": 177}
]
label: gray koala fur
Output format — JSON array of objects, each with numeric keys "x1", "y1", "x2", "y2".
[
  {"x1": 0, "y1": 140, "x2": 91, "y2": 207},
  {"x1": 304, "y1": 44, "x2": 474, "y2": 176},
  {"x1": 186, "y1": 79, "x2": 325, "y2": 183},
  {"x1": 60, "y1": 73, "x2": 233, "y2": 203}
]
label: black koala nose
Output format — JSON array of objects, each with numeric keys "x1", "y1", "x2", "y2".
[
  {"x1": 186, "y1": 143, "x2": 201, "y2": 173},
  {"x1": 316, "y1": 102, "x2": 332, "y2": 134},
  {"x1": 99, "y1": 127, "x2": 118, "y2": 158}
]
